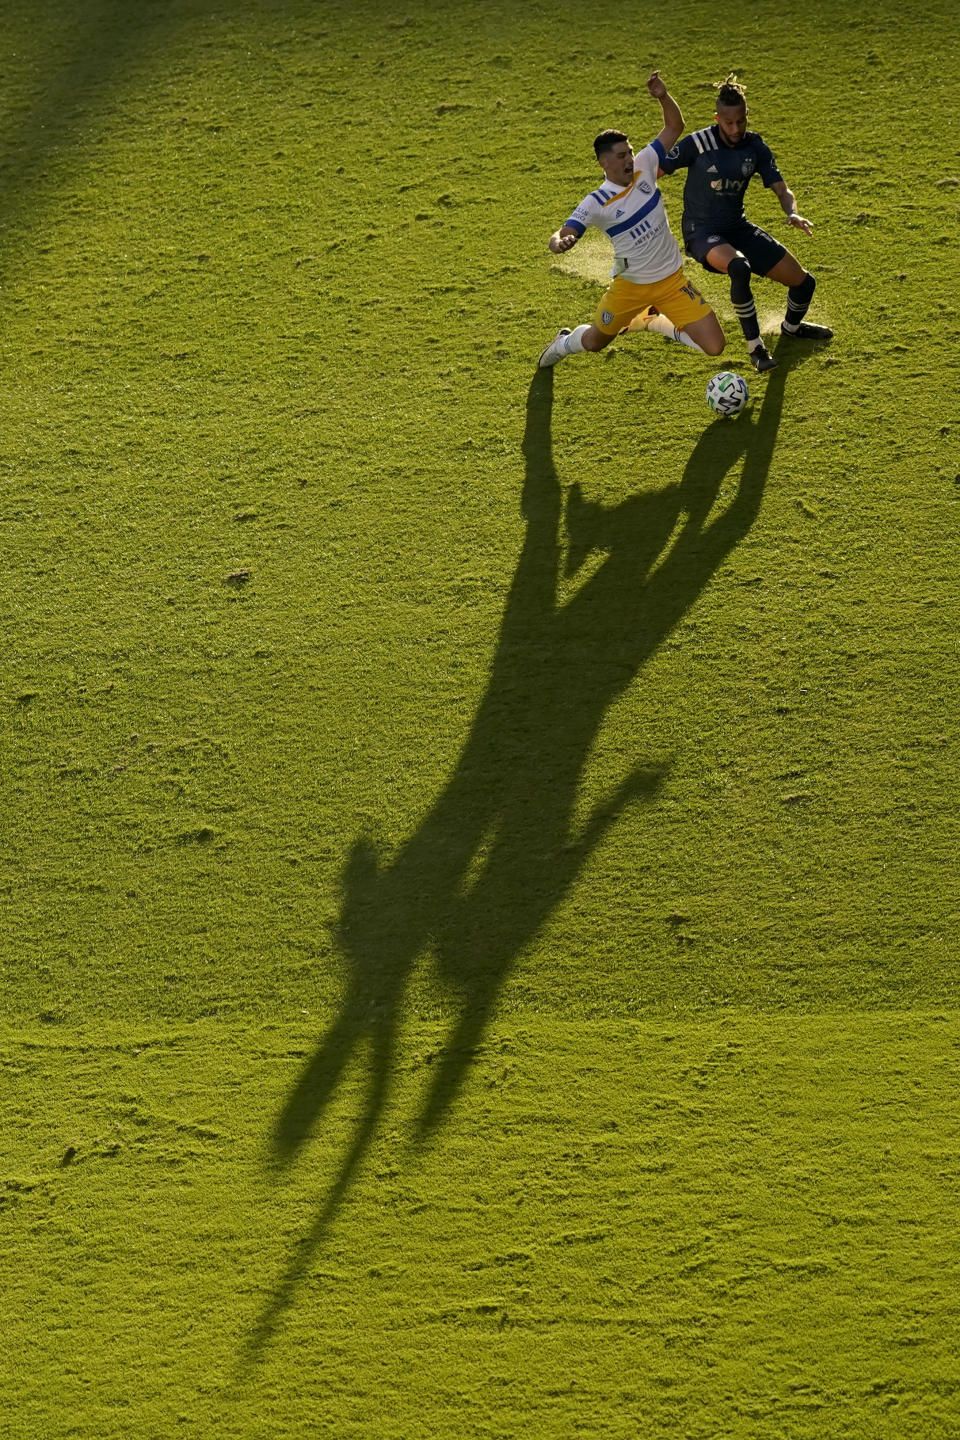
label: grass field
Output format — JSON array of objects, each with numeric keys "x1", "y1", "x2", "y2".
[{"x1": 3, "y1": 0, "x2": 960, "y2": 1435}]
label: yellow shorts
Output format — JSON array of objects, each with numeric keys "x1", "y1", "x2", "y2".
[{"x1": 592, "y1": 266, "x2": 713, "y2": 336}]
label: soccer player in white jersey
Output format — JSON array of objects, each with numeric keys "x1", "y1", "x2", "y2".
[{"x1": 538, "y1": 71, "x2": 725, "y2": 370}]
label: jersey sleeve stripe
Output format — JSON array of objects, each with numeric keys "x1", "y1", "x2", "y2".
[
  {"x1": 650, "y1": 137, "x2": 665, "y2": 161},
  {"x1": 564, "y1": 218, "x2": 587, "y2": 236}
]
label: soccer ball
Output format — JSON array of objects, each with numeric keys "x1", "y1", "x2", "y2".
[{"x1": 706, "y1": 371, "x2": 749, "y2": 418}]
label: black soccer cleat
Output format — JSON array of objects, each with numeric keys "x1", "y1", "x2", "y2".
[
  {"x1": 781, "y1": 320, "x2": 833, "y2": 340},
  {"x1": 749, "y1": 344, "x2": 778, "y2": 373}
]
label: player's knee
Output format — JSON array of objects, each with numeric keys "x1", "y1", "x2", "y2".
[
  {"x1": 728, "y1": 254, "x2": 751, "y2": 285},
  {"x1": 792, "y1": 270, "x2": 816, "y2": 300},
  {"x1": 704, "y1": 332, "x2": 726, "y2": 357},
  {"x1": 582, "y1": 327, "x2": 613, "y2": 352}
]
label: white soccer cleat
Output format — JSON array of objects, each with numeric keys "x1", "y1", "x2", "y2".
[{"x1": 538, "y1": 328, "x2": 571, "y2": 368}]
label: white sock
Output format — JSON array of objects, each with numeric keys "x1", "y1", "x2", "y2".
[
  {"x1": 643, "y1": 313, "x2": 705, "y2": 353},
  {"x1": 561, "y1": 324, "x2": 590, "y2": 355}
]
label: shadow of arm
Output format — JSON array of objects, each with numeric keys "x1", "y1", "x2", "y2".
[{"x1": 570, "y1": 761, "x2": 671, "y2": 864}]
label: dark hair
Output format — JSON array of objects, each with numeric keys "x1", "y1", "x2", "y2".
[
  {"x1": 593, "y1": 128, "x2": 627, "y2": 160},
  {"x1": 715, "y1": 73, "x2": 747, "y2": 108}
]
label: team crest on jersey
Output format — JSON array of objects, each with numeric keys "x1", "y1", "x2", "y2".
[
  {"x1": 637, "y1": 180, "x2": 652, "y2": 195},
  {"x1": 741, "y1": 157, "x2": 756, "y2": 177},
  {"x1": 602, "y1": 310, "x2": 614, "y2": 324},
  {"x1": 667, "y1": 145, "x2": 679, "y2": 160}
]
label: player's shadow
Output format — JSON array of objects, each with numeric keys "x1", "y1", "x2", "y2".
[{"x1": 248, "y1": 348, "x2": 803, "y2": 1359}]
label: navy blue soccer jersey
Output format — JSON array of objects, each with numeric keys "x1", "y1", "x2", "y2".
[{"x1": 659, "y1": 126, "x2": 783, "y2": 229}]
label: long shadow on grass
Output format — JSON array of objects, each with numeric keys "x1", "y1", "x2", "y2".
[{"x1": 248, "y1": 351, "x2": 800, "y2": 1358}]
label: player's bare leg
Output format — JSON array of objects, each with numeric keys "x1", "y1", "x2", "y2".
[
  {"x1": 765, "y1": 252, "x2": 806, "y2": 287},
  {"x1": 765, "y1": 253, "x2": 833, "y2": 340},
  {"x1": 540, "y1": 308, "x2": 726, "y2": 364},
  {"x1": 680, "y1": 311, "x2": 725, "y2": 356},
  {"x1": 581, "y1": 326, "x2": 616, "y2": 353},
  {"x1": 629, "y1": 306, "x2": 725, "y2": 356}
]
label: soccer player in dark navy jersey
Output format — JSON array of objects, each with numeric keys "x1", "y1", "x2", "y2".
[{"x1": 659, "y1": 75, "x2": 832, "y2": 373}]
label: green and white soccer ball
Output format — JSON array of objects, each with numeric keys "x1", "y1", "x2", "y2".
[{"x1": 706, "y1": 370, "x2": 749, "y2": 418}]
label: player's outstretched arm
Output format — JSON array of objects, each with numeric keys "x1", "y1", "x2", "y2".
[
  {"x1": 770, "y1": 179, "x2": 814, "y2": 235},
  {"x1": 548, "y1": 225, "x2": 579, "y2": 255},
  {"x1": 647, "y1": 70, "x2": 683, "y2": 151}
]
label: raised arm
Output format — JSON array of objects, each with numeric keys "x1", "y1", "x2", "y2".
[
  {"x1": 770, "y1": 178, "x2": 814, "y2": 236},
  {"x1": 647, "y1": 70, "x2": 683, "y2": 151}
]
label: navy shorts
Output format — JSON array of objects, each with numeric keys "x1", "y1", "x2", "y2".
[{"x1": 683, "y1": 219, "x2": 786, "y2": 277}]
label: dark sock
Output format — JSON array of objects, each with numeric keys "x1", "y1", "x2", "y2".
[
  {"x1": 734, "y1": 297, "x2": 762, "y2": 347},
  {"x1": 728, "y1": 255, "x2": 761, "y2": 346},
  {"x1": 784, "y1": 272, "x2": 816, "y2": 330}
]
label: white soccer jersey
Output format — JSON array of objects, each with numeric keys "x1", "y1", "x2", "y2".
[{"x1": 565, "y1": 137, "x2": 683, "y2": 284}]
